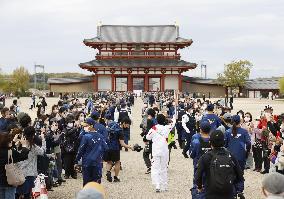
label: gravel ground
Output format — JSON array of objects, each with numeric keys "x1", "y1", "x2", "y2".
[{"x1": 5, "y1": 97, "x2": 284, "y2": 199}]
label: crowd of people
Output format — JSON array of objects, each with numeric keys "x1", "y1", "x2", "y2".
[{"x1": 0, "y1": 91, "x2": 283, "y2": 199}]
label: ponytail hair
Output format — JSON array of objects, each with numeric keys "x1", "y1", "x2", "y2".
[
  {"x1": 232, "y1": 122, "x2": 237, "y2": 137},
  {"x1": 231, "y1": 115, "x2": 241, "y2": 137}
]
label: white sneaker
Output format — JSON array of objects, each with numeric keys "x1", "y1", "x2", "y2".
[{"x1": 161, "y1": 185, "x2": 168, "y2": 192}]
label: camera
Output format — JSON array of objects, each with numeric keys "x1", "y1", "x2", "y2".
[{"x1": 133, "y1": 144, "x2": 143, "y2": 152}]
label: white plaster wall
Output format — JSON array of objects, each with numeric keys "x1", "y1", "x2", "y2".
[
  {"x1": 98, "y1": 76, "x2": 111, "y2": 91},
  {"x1": 165, "y1": 76, "x2": 178, "y2": 90}
]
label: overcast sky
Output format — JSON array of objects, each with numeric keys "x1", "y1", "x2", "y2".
[{"x1": 0, "y1": 0, "x2": 283, "y2": 78}]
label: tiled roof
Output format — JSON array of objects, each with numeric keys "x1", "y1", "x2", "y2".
[
  {"x1": 84, "y1": 25, "x2": 192, "y2": 44},
  {"x1": 79, "y1": 59, "x2": 196, "y2": 68},
  {"x1": 244, "y1": 78, "x2": 280, "y2": 90},
  {"x1": 182, "y1": 76, "x2": 220, "y2": 85},
  {"x1": 47, "y1": 77, "x2": 92, "y2": 84}
]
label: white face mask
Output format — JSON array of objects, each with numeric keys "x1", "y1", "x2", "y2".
[
  {"x1": 51, "y1": 126, "x2": 57, "y2": 131},
  {"x1": 84, "y1": 127, "x2": 89, "y2": 132},
  {"x1": 244, "y1": 117, "x2": 250, "y2": 122},
  {"x1": 67, "y1": 123, "x2": 73, "y2": 128},
  {"x1": 265, "y1": 112, "x2": 271, "y2": 118},
  {"x1": 255, "y1": 121, "x2": 260, "y2": 127},
  {"x1": 79, "y1": 116, "x2": 85, "y2": 122},
  {"x1": 280, "y1": 124, "x2": 284, "y2": 131}
]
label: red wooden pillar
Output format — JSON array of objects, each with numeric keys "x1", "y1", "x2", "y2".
[
  {"x1": 178, "y1": 74, "x2": 182, "y2": 92},
  {"x1": 145, "y1": 74, "x2": 149, "y2": 91},
  {"x1": 127, "y1": 74, "x2": 132, "y2": 91},
  {"x1": 111, "y1": 74, "x2": 115, "y2": 91},
  {"x1": 161, "y1": 75, "x2": 165, "y2": 92},
  {"x1": 94, "y1": 75, "x2": 98, "y2": 92}
]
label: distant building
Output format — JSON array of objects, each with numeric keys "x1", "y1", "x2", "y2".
[
  {"x1": 48, "y1": 76, "x2": 280, "y2": 99},
  {"x1": 47, "y1": 77, "x2": 94, "y2": 93},
  {"x1": 242, "y1": 78, "x2": 280, "y2": 98},
  {"x1": 182, "y1": 77, "x2": 226, "y2": 98}
]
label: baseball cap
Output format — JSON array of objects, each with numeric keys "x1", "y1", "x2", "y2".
[
  {"x1": 91, "y1": 111, "x2": 100, "y2": 119},
  {"x1": 262, "y1": 172, "x2": 284, "y2": 195},
  {"x1": 206, "y1": 104, "x2": 214, "y2": 111},
  {"x1": 76, "y1": 182, "x2": 105, "y2": 199},
  {"x1": 232, "y1": 115, "x2": 241, "y2": 124},
  {"x1": 200, "y1": 121, "x2": 211, "y2": 133},
  {"x1": 209, "y1": 130, "x2": 225, "y2": 148},
  {"x1": 82, "y1": 117, "x2": 95, "y2": 126},
  {"x1": 223, "y1": 113, "x2": 232, "y2": 120}
]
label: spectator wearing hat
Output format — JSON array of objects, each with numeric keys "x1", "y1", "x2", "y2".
[
  {"x1": 75, "y1": 118, "x2": 108, "y2": 186},
  {"x1": 201, "y1": 104, "x2": 222, "y2": 132},
  {"x1": 217, "y1": 112, "x2": 232, "y2": 134},
  {"x1": 90, "y1": 111, "x2": 108, "y2": 140},
  {"x1": 225, "y1": 115, "x2": 251, "y2": 195},
  {"x1": 196, "y1": 130, "x2": 244, "y2": 199},
  {"x1": 76, "y1": 182, "x2": 106, "y2": 199},
  {"x1": 190, "y1": 120, "x2": 211, "y2": 197},
  {"x1": 262, "y1": 172, "x2": 284, "y2": 199}
]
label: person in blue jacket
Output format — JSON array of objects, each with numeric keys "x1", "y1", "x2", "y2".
[
  {"x1": 201, "y1": 104, "x2": 222, "y2": 131},
  {"x1": 189, "y1": 121, "x2": 211, "y2": 199},
  {"x1": 91, "y1": 111, "x2": 108, "y2": 140},
  {"x1": 74, "y1": 118, "x2": 108, "y2": 186},
  {"x1": 190, "y1": 121, "x2": 211, "y2": 177},
  {"x1": 225, "y1": 115, "x2": 251, "y2": 197}
]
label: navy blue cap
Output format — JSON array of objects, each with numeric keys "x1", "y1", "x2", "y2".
[
  {"x1": 206, "y1": 104, "x2": 214, "y2": 111},
  {"x1": 232, "y1": 115, "x2": 241, "y2": 123},
  {"x1": 85, "y1": 117, "x2": 95, "y2": 126},
  {"x1": 200, "y1": 121, "x2": 211, "y2": 133}
]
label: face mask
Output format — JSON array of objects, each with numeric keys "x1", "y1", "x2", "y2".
[
  {"x1": 244, "y1": 117, "x2": 250, "y2": 122},
  {"x1": 190, "y1": 110, "x2": 194, "y2": 114},
  {"x1": 255, "y1": 121, "x2": 260, "y2": 127},
  {"x1": 79, "y1": 116, "x2": 85, "y2": 122},
  {"x1": 202, "y1": 104, "x2": 207, "y2": 110},
  {"x1": 280, "y1": 124, "x2": 284, "y2": 131},
  {"x1": 84, "y1": 127, "x2": 89, "y2": 132},
  {"x1": 51, "y1": 126, "x2": 57, "y2": 131},
  {"x1": 265, "y1": 112, "x2": 271, "y2": 118},
  {"x1": 67, "y1": 123, "x2": 73, "y2": 128},
  {"x1": 54, "y1": 109, "x2": 59, "y2": 113}
]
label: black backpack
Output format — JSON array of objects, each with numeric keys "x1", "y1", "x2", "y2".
[
  {"x1": 199, "y1": 137, "x2": 211, "y2": 157},
  {"x1": 118, "y1": 110, "x2": 129, "y2": 123},
  {"x1": 209, "y1": 150, "x2": 236, "y2": 194}
]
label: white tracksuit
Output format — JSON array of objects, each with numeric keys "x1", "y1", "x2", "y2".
[{"x1": 146, "y1": 121, "x2": 176, "y2": 190}]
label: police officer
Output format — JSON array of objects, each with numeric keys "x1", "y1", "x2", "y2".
[
  {"x1": 182, "y1": 105, "x2": 197, "y2": 158},
  {"x1": 176, "y1": 103, "x2": 186, "y2": 149}
]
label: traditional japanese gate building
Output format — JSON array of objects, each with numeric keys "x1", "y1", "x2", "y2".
[{"x1": 79, "y1": 24, "x2": 196, "y2": 92}]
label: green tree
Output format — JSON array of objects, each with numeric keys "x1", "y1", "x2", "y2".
[
  {"x1": 217, "y1": 60, "x2": 252, "y2": 95},
  {"x1": 11, "y1": 66, "x2": 30, "y2": 96},
  {"x1": 279, "y1": 77, "x2": 284, "y2": 94},
  {"x1": 0, "y1": 68, "x2": 8, "y2": 91}
]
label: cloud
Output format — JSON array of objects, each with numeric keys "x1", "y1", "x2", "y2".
[{"x1": 0, "y1": 0, "x2": 283, "y2": 79}]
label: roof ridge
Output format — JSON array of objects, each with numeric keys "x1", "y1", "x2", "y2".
[{"x1": 101, "y1": 25, "x2": 176, "y2": 27}]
